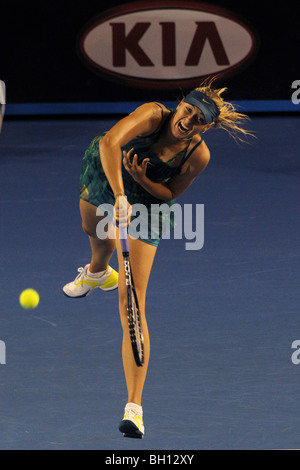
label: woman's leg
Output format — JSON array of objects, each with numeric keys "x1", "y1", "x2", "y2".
[
  {"x1": 79, "y1": 199, "x2": 116, "y2": 271},
  {"x1": 63, "y1": 199, "x2": 118, "y2": 297},
  {"x1": 116, "y1": 232, "x2": 157, "y2": 406}
]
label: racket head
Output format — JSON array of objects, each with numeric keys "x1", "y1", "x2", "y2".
[
  {"x1": 123, "y1": 254, "x2": 144, "y2": 367},
  {"x1": 129, "y1": 286, "x2": 144, "y2": 367}
]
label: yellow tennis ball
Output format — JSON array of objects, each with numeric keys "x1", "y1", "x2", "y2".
[{"x1": 19, "y1": 289, "x2": 40, "y2": 309}]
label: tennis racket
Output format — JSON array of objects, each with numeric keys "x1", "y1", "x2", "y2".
[
  {"x1": 119, "y1": 224, "x2": 144, "y2": 367},
  {"x1": 0, "y1": 80, "x2": 5, "y2": 133}
]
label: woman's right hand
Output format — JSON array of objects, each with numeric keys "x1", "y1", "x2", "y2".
[{"x1": 114, "y1": 194, "x2": 132, "y2": 227}]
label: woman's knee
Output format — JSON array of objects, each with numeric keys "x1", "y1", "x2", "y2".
[
  {"x1": 118, "y1": 285, "x2": 146, "y2": 321},
  {"x1": 81, "y1": 215, "x2": 113, "y2": 240},
  {"x1": 82, "y1": 221, "x2": 96, "y2": 237},
  {"x1": 82, "y1": 216, "x2": 115, "y2": 240},
  {"x1": 118, "y1": 287, "x2": 127, "y2": 315}
]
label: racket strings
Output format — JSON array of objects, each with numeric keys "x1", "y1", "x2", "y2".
[{"x1": 128, "y1": 286, "x2": 144, "y2": 366}]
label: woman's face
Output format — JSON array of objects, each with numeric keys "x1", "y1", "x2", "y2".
[{"x1": 171, "y1": 101, "x2": 208, "y2": 139}]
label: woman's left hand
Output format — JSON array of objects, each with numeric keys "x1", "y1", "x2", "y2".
[{"x1": 122, "y1": 148, "x2": 149, "y2": 184}]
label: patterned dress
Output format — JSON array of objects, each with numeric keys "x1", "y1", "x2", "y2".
[{"x1": 79, "y1": 104, "x2": 203, "y2": 246}]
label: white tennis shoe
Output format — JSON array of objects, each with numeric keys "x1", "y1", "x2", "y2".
[
  {"x1": 119, "y1": 403, "x2": 144, "y2": 439},
  {"x1": 63, "y1": 264, "x2": 118, "y2": 298}
]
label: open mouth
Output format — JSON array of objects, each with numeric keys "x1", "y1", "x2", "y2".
[{"x1": 178, "y1": 121, "x2": 190, "y2": 134}]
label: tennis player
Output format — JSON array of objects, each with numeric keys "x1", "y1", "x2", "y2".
[{"x1": 63, "y1": 80, "x2": 251, "y2": 438}]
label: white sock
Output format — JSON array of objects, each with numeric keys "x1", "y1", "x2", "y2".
[{"x1": 87, "y1": 267, "x2": 106, "y2": 278}]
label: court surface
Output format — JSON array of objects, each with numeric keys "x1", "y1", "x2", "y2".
[{"x1": 0, "y1": 114, "x2": 299, "y2": 450}]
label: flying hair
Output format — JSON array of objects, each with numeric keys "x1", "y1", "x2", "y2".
[{"x1": 191, "y1": 76, "x2": 254, "y2": 143}]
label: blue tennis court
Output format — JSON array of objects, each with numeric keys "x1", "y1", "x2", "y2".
[{"x1": 0, "y1": 114, "x2": 299, "y2": 450}]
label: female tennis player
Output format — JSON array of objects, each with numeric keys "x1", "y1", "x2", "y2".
[{"x1": 63, "y1": 80, "x2": 251, "y2": 438}]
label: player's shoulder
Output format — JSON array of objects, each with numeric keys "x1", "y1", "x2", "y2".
[
  {"x1": 131, "y1": 102, "x2": 171, "y2": 135},
  {"x1": 188, "y1": 134, "x2": 210, "y2": 174},
  {"x1": 133, "y1": 102, "x2": 171, "y2": 120},
  {"x1": 192, "y1": 134, "x2": 210, "y2": 161}
]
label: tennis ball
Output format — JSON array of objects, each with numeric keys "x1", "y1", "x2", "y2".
[{"x1": 19, "y1": 289, "x2": 40, "y2": 309}]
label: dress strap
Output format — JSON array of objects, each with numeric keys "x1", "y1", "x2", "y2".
[
  {"x1": 153, "y1": 102, "x2": 165, "y2": 119},
  {"x1": 150, "y1": 103, "x2": 173, "y2": 139},
  {"x1": 180, "y1": 137, "x2": 203, "y2": 166}
]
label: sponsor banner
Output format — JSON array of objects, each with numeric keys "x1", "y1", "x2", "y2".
[
  {"x1": 78, "y1": 1, "x2": 257, "y2": 89},
  {"x1": 0, "y1": 0, "x2": 299, "y2": 104}
]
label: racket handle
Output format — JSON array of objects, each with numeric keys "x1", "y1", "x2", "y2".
[{"x1": 119, "y1": 225, "x2": 129, "y2": 253}]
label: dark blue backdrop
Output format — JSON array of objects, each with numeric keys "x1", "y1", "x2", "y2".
[{"x1": 0, "y1": 0, "x2": 299, "y2": 105}]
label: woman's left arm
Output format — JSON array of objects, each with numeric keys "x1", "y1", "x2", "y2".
[
  {"x1": 123, "y1": 144, "x2": 210, "y2": 201},
  {"x1": 122, "y1": 150, "x2": 173, "y2": 200}
]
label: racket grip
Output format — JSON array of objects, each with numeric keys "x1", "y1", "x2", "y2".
[{"x1": 119, "y1": 225, "x2": 129, "y2": 253}]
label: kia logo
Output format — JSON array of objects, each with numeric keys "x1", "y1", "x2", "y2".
[{"x1": 78, "y1": 1, "x2": 258, "y2": 89}]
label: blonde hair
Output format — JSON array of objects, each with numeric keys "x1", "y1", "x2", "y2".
[{"x1": 194, "y1": 77, "x2": 254, "y2": 143}]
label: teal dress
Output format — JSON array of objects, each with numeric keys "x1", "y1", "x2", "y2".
[{"x1": 79, "y1": 104, "x2": 203, "y2": 246}]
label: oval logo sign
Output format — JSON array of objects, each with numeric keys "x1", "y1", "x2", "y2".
[{"x1": 78, "y1": 1, "x2": 258, "y2": 88}]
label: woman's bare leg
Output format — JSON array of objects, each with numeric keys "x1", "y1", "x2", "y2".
[
  {"x1": 81, "y1": 200, "x2": 156, "y2": 405},
  {"x1": 79, "y1": 199, "x2": 116, "y2": 272},
  {"x1": 116, "y1": 232, "x2": 157, "y2": 405}
]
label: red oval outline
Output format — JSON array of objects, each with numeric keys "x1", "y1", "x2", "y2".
[{"x1": 78, "y1": 1, "x2": 258, "y2": 89}]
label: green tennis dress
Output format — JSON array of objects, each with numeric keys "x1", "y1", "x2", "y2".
[{"x1": 79, "y1": 104, "x2": 203, "y2": 246}]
